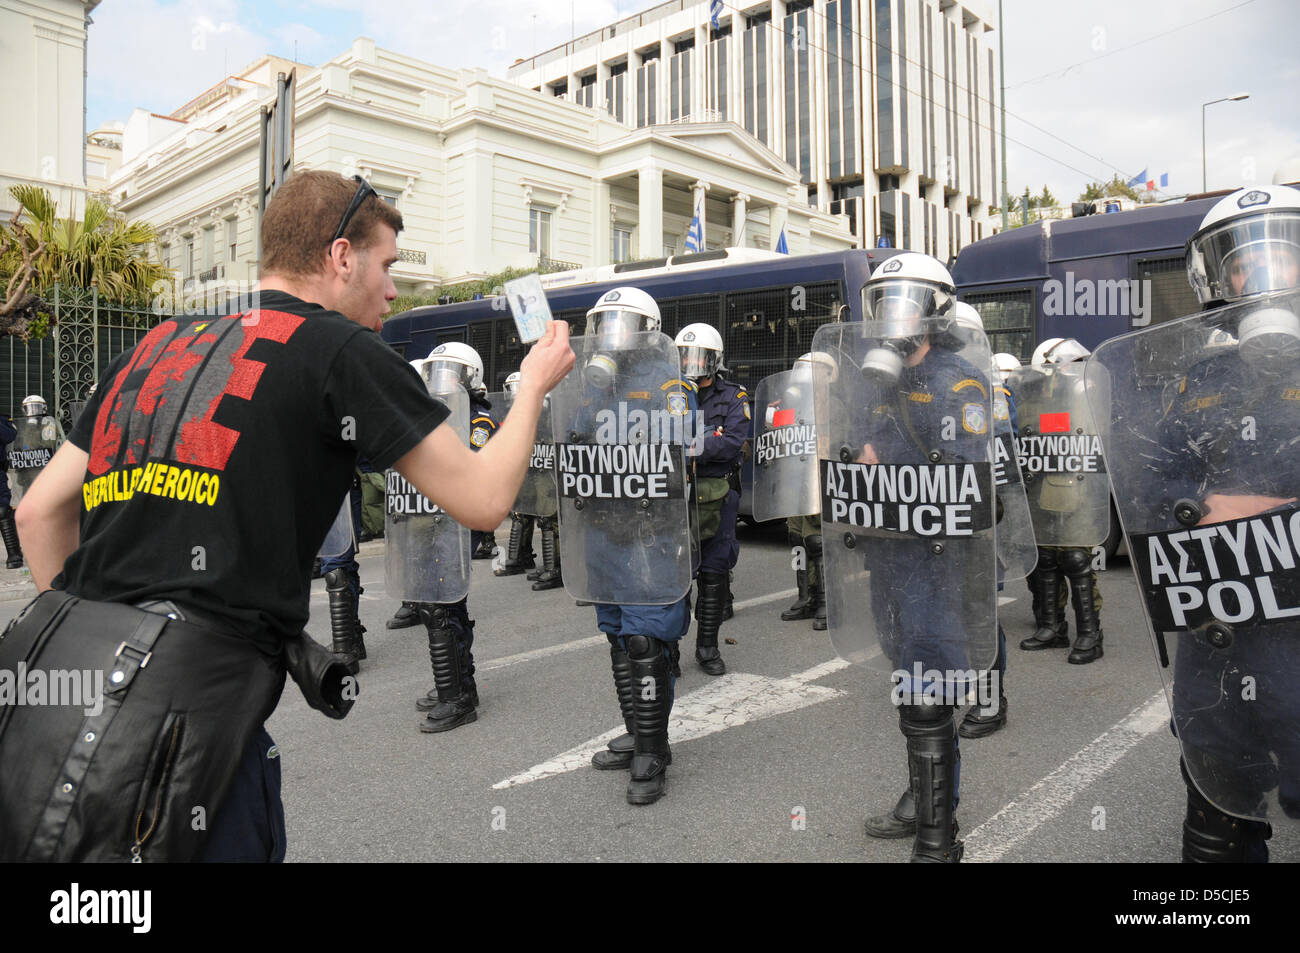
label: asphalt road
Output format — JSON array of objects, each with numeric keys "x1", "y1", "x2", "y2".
[{"x1": 4, "y1": 522, "x2": 1294, "y2": 863}]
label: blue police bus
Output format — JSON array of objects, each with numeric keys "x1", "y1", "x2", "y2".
[
  {"x1": 952, "y1": 196, "x2": 1224, "y2": 361},
  {"x1": 381, "y1": 246, "x2": 901, "y2": 520}
]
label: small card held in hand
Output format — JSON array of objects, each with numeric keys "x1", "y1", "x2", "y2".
[{"x1": 504, "y1": 273, "x2": 553, "y2": 343}]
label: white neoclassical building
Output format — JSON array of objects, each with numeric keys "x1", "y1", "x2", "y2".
[
  {"x1": 510, "y1": 0, "x2": 1001, "y2": 258},
  {"x1": 107, "y1": 38, "x2": 854, "y2": 296},
  {"x1": 0, "y1": 0, "x2": 100, "y2": 219}
]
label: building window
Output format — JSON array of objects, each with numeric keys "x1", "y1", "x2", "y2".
[
  {"x1": 529, "y1": 206, "x2": 553, "y2": 257},
  {"x1": 612, "y1": 227, "x2": 632, "y2": 263},
  {"x1": 376, "y1": 188, "x2": 400, "y2": 208},
  {"x1": 226, "y1": 219, "x2": 238, "y2": 263},
  {"x1": 663, "y1": 234, "x2": 678, "y2": 258},
  {"x1": 202, "y1": 226, "x2": 215, "y2": 270}
]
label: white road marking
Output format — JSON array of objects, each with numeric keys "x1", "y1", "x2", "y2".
[
  {"x1": 963, "y1": 691, "x2": 1169, "y2": 863},
  {"x1": 493, "y1": 656, "x2": 854, "y2": 789},
  {"x1": 997, "y1": 595, "x2": 1017, "y2": 606}
]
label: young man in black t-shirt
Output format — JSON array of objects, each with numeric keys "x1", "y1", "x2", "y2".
[{"x1": 3, "y1": 171, "x2": 573, "y2": 862}]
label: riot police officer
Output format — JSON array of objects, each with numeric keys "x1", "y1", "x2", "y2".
[
  {"x1": 675, "y1": 322, "x2": 749, "y2": 676},
  {"x1": 554, "y1": 286, "x2": 697, "y2": 804},
  {"x1": 8, "y1": 395, "x2": 63, "y2": 508},
  {"x1": 755, "y1": 352, "x2": 831, "y2": 629},
  {"x1": 821, "y1": 253, "x2": 999, "y2": 862},
  {"x1": 1091, "y1": 184, "x2": 1300, "y2": 861},
  {"x1": 384, "y1": 343, "x2": 497, "y2": 732},
  {"x1": 1013, "y1": 339, "x2": 1109, "y2": 665},
  {"x1": 495, "y1": 371, "x2": 541, "y2": 580},
  {"x1": 0, "y1": 411, "x2": 21, "y2": 568}
]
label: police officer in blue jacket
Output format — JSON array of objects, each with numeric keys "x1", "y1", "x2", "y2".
[
  {"x1": 0, "y1": 412, "x2": 20, "y2": 568},
  {"x1": 674, "y1": 323, "x2": 749, "y2": 676}
]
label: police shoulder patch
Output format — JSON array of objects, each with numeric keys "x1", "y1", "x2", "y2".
[
  {"x1": 962, "y1": 402, "x2": 987, "y2": 434},
  {"x1": 993, "y1": 396, "x2": 1009, "y2": 421},
  {"x1": 952, "y1": 377, "x2": 989, "y2": 398},
  {"x1": 666, "y1": 392, "x2": 689, "y2": 416},
  {"x1": 470, "y1": 427, "x2": 490, "y2": 447}
]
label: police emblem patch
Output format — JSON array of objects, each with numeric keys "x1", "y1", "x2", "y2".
[
  {"x1": 1238, "y1": 190, "x2": 1270, "y2": 209},
  {"x1": 993, "y1": 396, "x2": 1009, "y2": 421},
  {"x1": 667, "y1": 393, "x2": 688, "y2": 416},
  {"x1": 470, "y1": 427, "x2": 490, "y2": 447},
  {"x1": 603, "y1": 290, "x2": 621, "y2": 302},
  {"x1": 882, "y1": 258, "x2": 904, "y2": 273},
  {"x1": 683, "y1": 331, "x2": 696, "y2": 342},
  {"x1": 962, "y1": 402, "x2": 987, "y2": 434},
  {"x1": 433, "y1": 344, "x2": 447, "y2": 354}
]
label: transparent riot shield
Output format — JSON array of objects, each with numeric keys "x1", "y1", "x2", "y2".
[
  {"x1": 549, "y1": 330, "x2": 693, "y2": 605},
  {"x1": 811, "y1": 318, "x2": 999, "y2": 675},
  {"x1": 515, "y1": 399, "x2": 558, "y2": 519},
  {"x1": 318, "y1": 494, "x2": 355, "y2": 559},
  {"x1": 384, "y1": 387, "x2": 472, "y2": 604},
  {"x1": 8, "y1": 415, "x2": 63, "y2": 505},
  {"x1": 752, "y1": 370, "x2": 820, "y2": 522},
  {"x1": 1009, "y1": 363, "x2": 1111, "y2": 547},
  {"x1": 1087, "y1": 289, "x2": 1300, "y2": 832}
]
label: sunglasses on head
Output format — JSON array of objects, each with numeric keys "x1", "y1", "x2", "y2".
[{"x1": 329, "y1": 175, "x2": 377, "y2": 246}]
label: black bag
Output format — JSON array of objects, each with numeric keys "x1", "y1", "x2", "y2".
[{"x1": 0, "y1": 591, "x2": 285, "y2": 862}]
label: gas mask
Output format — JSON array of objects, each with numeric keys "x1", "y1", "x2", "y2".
[{"x1": 583, "y1": 310, "x2": 649, "y2": 388}]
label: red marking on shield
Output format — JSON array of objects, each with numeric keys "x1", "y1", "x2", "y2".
[
  {"x1": 1039, "y1": 412, "x2": 1071, "y2": 433},
  {"x1": 772, "y1": 407, "x2": 796, "y2": 427}
]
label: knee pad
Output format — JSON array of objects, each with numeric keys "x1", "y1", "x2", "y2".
[
  {"x1": 625, "y1": 634, "x2": 668, "y2": 661},
  {"x1": 1059, "y1": 547, "x2": 1091, "y2": 576},
  {"x1": 1035, "y1": 547, "x2": 1060, "y2": 573},
  {"x1": 419, "y1": 605, "x2": 451, "y2": 629},
  {"x1": 804, "y1": 534, "x2": 824, "y2": 559}
]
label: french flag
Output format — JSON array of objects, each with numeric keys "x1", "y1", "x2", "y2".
[{"x1": 1146, "y1": 172, "x2": 1169, "y2": 191}]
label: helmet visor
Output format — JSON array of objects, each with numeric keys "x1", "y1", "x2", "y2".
[
  {"x1": 421, "y1": 359, "x2": 472, "y2": 394},
  {"x1": 589, "y1": 310, "x2": 650, "y2": 351},
  {"x1": 677, "y1": 345, "x2": 721, "y2": 379},
  {"x1": 861, "y1": 281, "x2": 949, "y2": 339},
  {"x1": 1189, "y1": 212, "x2": 1300, "y2": 303}
]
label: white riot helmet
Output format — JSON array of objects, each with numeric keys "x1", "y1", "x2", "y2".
[
  {"x1": 22, "y1": 395, "x2": 47, "y2": 418},
  {"x1": 674, "y1": 323, "x2": 724, "y2": 381},
  {"x1": 583, "y1": 286, "x2": 662, "y2": 387},
  {"x1": 993, "y1": 352, "x2": 1021, "y2": 384},
  {"x1": 952, "y1": 301, "x2": 984, "y2": 334},
  {"x1": 1031, "y1": 337, "x2": 1090, "y2": 366},
  {"x1": 791, "y1": 350, "x2": 838, "y2": 384},
  {"x1": 860, "y1": 253, "x2": 956, "y2": 381},
  {"x1": 422, "y1": 342, "x2": 484, "y2": 394},
  {"x1": 1186, "y1": 186, "x2": 1300, "y2": 305},
  {"x1": 503, "y1": 371, "x2": 522, "y2": 396}
]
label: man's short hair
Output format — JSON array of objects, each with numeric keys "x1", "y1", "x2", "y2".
[{"x1": 261, "y1": 170, "x2": 404, "y2": 278}]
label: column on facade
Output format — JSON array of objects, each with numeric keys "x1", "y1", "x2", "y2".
[
  {"x1": 690, "y1": 180, "x2": 709, "y2": 250},
  {"x1": 731, "y1": 192, "x2": 750, "y2": 248},
  {"x1": 637, "y1": 163, "x2": 663, "y2": 260},
  {"x1": 463, "y1": 147, "x2": 494, "y2": 272},
  {"x1": 593, "y1": 179, "x2": 612, "y2": 265}
]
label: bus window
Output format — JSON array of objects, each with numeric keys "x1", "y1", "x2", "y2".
[
  {"x1": 963, "y1": 288, "x2": 1036, "y2": 361},
  {"x1": 1133, "y1": 255, "x2": 1200, "y2": 329}
]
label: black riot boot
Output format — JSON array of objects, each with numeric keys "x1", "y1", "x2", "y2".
[
  {"x1": 418, "y1": 606, "x2": 478, "y2": 733},
  {"x1": 900, "y1": 703, "x2": 963, "y2": 863},
  {"x1": 1063, "y1": 548, "x2": 1103, "y2": 664},
  {"x1": 864, "y1": 787, "x2": 917, "y2": 839},
  {"x1": 625, "y1": 635, "x2": 672, "y2": 805},
  {"x1": 959, "y1": 628, "x2": 1007, "y2": 739},
  {"x1": 1020, "y1": 550, "x2": 1069, "y2": 650},
  {"x1": 324, "y1": 569, "x2": 362, "y2": 674},
  {"x1": 472, "y1": 532, "x2": 497, "y2": 560},
  {"x1": 693, "y1": 571, "x2": 728, "y2": 676},
  {"x1": 416, "y1": 618, "x2": 480, "y2": 712},
  {"x1": 806, "y1": 534, "x2": 827, "y2": 631},
  {"x1": 722, "y1": 570, "x2": 734, "y2": 621},
  {"x1": 0, "y1": 504, "x2": 22, "y2": 568},
  {"x1": 1180, "y1": 758, "x2": 1271, "y2": 863},
  {"x1": 496, "y1": 514, "x2": 535, "y2": 576},
  {"x1": 531, "y1": 517, "x2": 563, "y2": 591},
  {"x1": 592, "y1": 636, "x2": 637, "y2": 770},
  {"x1": 781, "y1": 530, "x2": 814, "y2": 620},
  {"x1": 387, "y1": 601, "x2": 419, "y2": 630}
]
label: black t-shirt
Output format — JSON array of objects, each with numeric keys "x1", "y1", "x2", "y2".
[{"x1": 58, "y1": 290, "x2": 448, "y2": 653}]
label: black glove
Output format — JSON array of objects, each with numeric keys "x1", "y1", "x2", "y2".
[{"x1": 282, "y1": 632, "x2": 357, "y2": 720}]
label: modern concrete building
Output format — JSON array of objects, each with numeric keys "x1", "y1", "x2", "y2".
[
  {"x1": 0, "y1": 0, "x2": 100, "y2": 219},
  {"x1": 509, "y1": 0, "x2": 1000, "y2": 260},
  {"x1": 107, "y1": 38, "x2": 854, "y2": 295}
]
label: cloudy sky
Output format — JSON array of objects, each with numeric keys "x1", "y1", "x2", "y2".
[{"x1": 87, "y1": 0, "x2": 1299, "y2": 203}]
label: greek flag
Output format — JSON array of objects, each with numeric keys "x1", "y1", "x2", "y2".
[
  {"x1": 775, "y1": 226, "x2": 789, "y2": 254},
  {"x1": 685, "y1": 201, "x2": 704, "y2": 253},
  {"x1": 710, "y1": 0, "x2": 722, "y2": 31}
]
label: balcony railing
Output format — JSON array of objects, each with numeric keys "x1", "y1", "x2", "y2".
[
  {"x1": 539, "y1": 255, "x2": 581, "y2": 273},
  {"x1": 397, "y1": 248, "x2": 427, "y2": 265},
  {"x1": 198, "y1": 266, "x2": 218, "y2": 283}
]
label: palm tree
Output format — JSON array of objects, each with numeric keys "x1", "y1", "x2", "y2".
[{"x1": 0, "y1": 185, "x2": 173, "y2": 320}]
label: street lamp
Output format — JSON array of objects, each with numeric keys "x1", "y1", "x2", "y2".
[{"x1": 1202, "y1": 93, "x2": 1250, "y2": 192}]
